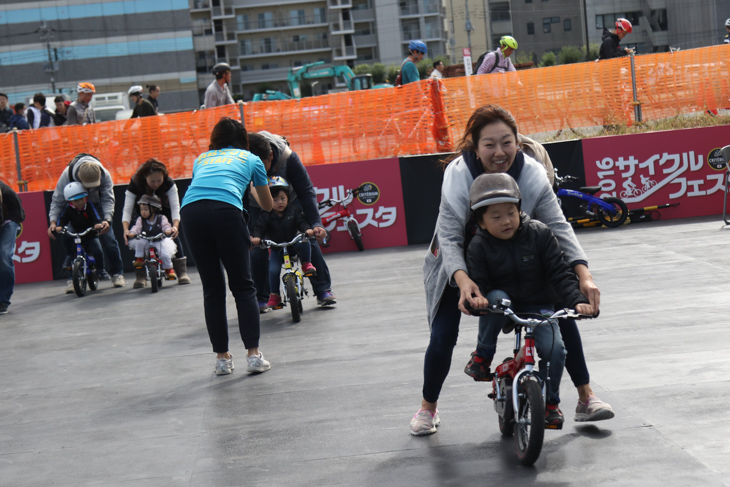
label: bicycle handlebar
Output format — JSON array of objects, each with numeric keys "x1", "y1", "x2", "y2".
[
  {"x1": 129, "y1": 232, "x2": 167, "y2": 242},
  {"x1": 261, "y1": 233, "x2": 313, "y2": 249},
  {"x1": 465, "y1": 298, "x2": 595, "y2": 326},
  {"x1": 317, "y1": 185, "x2": 365, "y2": 209},
  {"x1": 57, "y1": 226, "x2": 97, "y2": 238}
]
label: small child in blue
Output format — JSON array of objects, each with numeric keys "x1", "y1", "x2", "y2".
[
  {"x1": 250, "y1": 177, "x2": 315, "y2": 310},
  {"x1": 463, "y1": 173, "x2": 594, "y2": 429},
  {"x1": 127, "y1": 194, "x2": 177, "y2": 280},
  {"x1": 55, "y1": 181, "x2": 104, "y2": 294}
]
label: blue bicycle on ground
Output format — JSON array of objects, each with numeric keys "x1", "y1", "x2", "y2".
[
  {"x1": 58, "y1": 226, "x2": 99, "y2": 297},
  {"x1": 554, "y1": 169, "x2": 628, "y2": 228}
]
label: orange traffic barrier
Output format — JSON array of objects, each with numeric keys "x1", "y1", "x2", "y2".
[{"x1": 5, "y1": 45, "x2": 730, "y2": 192}]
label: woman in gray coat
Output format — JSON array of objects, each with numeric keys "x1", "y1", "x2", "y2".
[{"x1": 410, "y1": 105, "x2": 614, "y2": 436}]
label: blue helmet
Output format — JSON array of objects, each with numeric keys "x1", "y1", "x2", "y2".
[{"x1": 408, "y1": 40, "x2": 428, "y2": 55}]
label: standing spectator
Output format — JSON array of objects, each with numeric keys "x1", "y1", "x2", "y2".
[
  {"x1": 399, "y1": 41, "x2": 427, "y2": 85},
  {"x1": 247, "y1": 132, "x2": 337, "y2": 310},
  {"x1": 8, "y1": 103, "x2": 29, "y2": 130},
  {"x1": 723, "y1": 18, "x2": 730, "y2": 44},
  {"x1": 146, "y1": 85, "x2": 160, "y2": 112},
  {"x1": 429, "y1": 61, "x2": 445, "y2": 79},
  {"x1": 180, "y1": 117, "x2": 274, "y2": 376},
  {"x1": 122, "y1": 158, "x2": 190, "y2": 287},
  {"x1": 128, "y1": 85, "x2": 157, "y2": 118},
  {"x1": 476, "y1": 36, "x2": 518, "y2": 75},
  {"x1": 66, "y1": 83, "x2": 96, "y2": 125},
  {"x1": 0, "y1": 93, "x2": 12, "y2": 132},
  {"x1": 47, "y1": 154, "x2": 126, "y2": 288},
  {"x1": 0, "y1": 181, "x2": 25, "y2": 314},
  {"x1": 26, "y1": 93, "x2": 54, "y2": 129},
  {"x1": 599, "y1": 18, "x2": 633, "y2": 60},
  {"x1": 204, "y1": 63, "x2": 235, "y2": 108},
  {"x1": 53, "y1": 96, "x2": 69, "y2": 126}
]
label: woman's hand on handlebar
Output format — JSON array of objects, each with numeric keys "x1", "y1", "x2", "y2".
[
  {"x1": 313, "y1": 226, "x2": 326, "y2": 242},
  {"x1": 169, "y1": 226, "x2": 179, "y2": 239},
  {"x1": 123, "y1": 229, "x2": 133, "y2": 245},
  {"x1": 575, "y1": 303, "x2": 594, "y2": 317},
  {"x1": 453, "y1": 270, "x2": 483, "y2": 315},
  {"x1": 48, "y1": 223, "x2": 58, "y2": 240},
  {"x1": 251, "y1": 237, "x2": 261, "y2": 247}
]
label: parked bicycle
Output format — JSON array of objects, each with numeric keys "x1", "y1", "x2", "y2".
[
  {"x1": 129, "y1": 232, "x2": 166, "y2": 293},
  {"x1": 468, "y1": 299, "x2": 593, "y2": 466},
  {"x1": 260, "y1": 233, "x2": 312, "y2": 323},
  {"x1": 58, "y1": 226, "x2": 99, "y2": 297},
  {"x1": 554, "y1": 169, "x2": 628, "y2": 228},
  {"x1": 318, "y1": 185, "x2": 366, "y2": 251}
]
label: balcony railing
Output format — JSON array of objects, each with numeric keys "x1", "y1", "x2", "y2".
[
  {"x1": 190, "y1": 0, "x2": 209, "y2": 10},
  {"x1": 328, "y1": 0, "x2": 353, "y2": 8},
  {"x1": 422, "y1": 1, "x2": 440, "y2": 14},
  {"x1": 401, "y1": 28, "x2": 422, "y2": 39},
  {"x1": 331, "y1": 19, "x2": 354, "y2": 33},
  {"x1": 215, "y1": 31, "x2": 237, "y2": 43},
  {"x1": 240, "y1": 13, "x2": 328, "y2": 31},
  {"x1": 212, "y1": 6, "x2": 234, "y2": 18},
  {"x1": 240, "y1": 38, "x2": 330, "y2": 56},
  {"x1": 400, "y1": 3, "x2": 419, "y2": 15},
  {"x1": 333, "y1": 46, "x2": 357, "y2": 59}
]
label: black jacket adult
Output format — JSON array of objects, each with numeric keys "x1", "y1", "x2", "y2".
[
  {"x1": 0, "y1": 181, "x2": 25, "y2": 224},
  {"x1": 599, "y1": 28, "x2": 628, "y2": 60},
  {"x1": 466, "y1": 214, "x2": 588, "y2": 310},
  {"x1": 252, "y1": 204, "x2": 311, "y2": 244}
]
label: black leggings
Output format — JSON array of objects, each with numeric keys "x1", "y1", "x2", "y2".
[{"x1": 181, "y1": 200, "x2": 260, "y2": 353}]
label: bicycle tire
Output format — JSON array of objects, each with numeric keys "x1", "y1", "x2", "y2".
[
  {"x1": 149, "y1": 263, "x2": 159, "y2": 293},
  {"x1": 497, "y1": 377, "x2": 514, "y2": 437},
  {"x1": 286, "y1": 276, "x2": 300, "y2": 323},
  {"x1": 515, "y1": 379, "x2": 545, "y2": 466},
  {"x1": 88, "y1": 270, "x2": 98, "y2": 291},
  {"x1": 72, "y1": 259, "x2": 87, "y2": 297},
  {"x1": 596, "y1": 197, "x2": 628, "y2": 228},
  {"x1": 347, "y1": 219, "x2": 364, "y2": 251}
]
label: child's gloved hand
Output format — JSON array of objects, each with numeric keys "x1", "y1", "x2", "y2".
[
  {"x1": 251, "y1": 237, "x2": 260, "y2": 246},
  {"x1": 305, "y1": 229, "x2": 314, "y2": 237}
]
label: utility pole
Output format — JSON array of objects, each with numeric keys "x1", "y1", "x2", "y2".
[
  {"x1": 39, "y1": 22, "x2": 58, "y2": 92},
  {"x1": 464, "y1": 0, "x2": 474, "y2": 52},
  {"x1": 581, "y1": 0, "x2": 590, "y2": 61},
  {"x1": 449, "y1": 0, "x2": 456, "y2": 61}
]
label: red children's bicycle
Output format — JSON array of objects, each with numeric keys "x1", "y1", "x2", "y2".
[{"x1": 318, "y1": 185, "x2": 366, "y2": 251}]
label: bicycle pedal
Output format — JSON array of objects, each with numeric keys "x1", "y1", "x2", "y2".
[
  {"x1": 487, "y1": 393, "x2": 496, "y2": 399},
  {"x1": 472, "y1": 376, "x2": 492, "y2": 382},
  {"x1": 545, "y1": 423, "x2": 563, "y2": 430}
]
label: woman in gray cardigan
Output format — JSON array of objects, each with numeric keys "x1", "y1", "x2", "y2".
[{"x1": 410, "y1": 105, "x2": 614, "y2": 436}]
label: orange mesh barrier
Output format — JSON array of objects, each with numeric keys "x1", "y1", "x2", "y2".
[{"x1": 6, "y1": 45, "x2": 730, "y2": 192}]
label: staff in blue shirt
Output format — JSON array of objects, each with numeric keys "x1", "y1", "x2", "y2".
[
  {"x1": 400, "y1": 40, "x2": 427, "y2": 85},
  {"x1": 181, "y1": 117, "x2": 274, "y2": 377}
]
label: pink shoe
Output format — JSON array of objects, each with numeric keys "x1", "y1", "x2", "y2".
[
  {"x1": 301, "y1": 262, "x2": 317, "y2": 277},
  {"x1": 267, "y1": 293, "x2": 283, "y2": 310}
]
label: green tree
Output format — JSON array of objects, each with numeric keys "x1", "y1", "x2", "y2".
[
  {"x1": 515, "y1": 51, "x2": 535, "y2": 65},
  {"x1": 582, "y1": 43, "x2": 601, "y2": 61},
  {"x1": 353, "y1": 64, "x2": 371, "y2": 75},
  {"x1": 370, "y1": 63, "x2": 387, "y2": 84},
  {"x1": 539, "y1": 51, "x2": 557, "y2": 67},
  {"x1": 558, "y1": 45, "x2": 584, "y2": 65}
]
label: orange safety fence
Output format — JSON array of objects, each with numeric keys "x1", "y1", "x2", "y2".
[{"x1": 5, "y1": 45, "x2": 730, "y2": 192}]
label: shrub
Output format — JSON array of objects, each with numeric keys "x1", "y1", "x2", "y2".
[
  {"x1": 539, "y1": 52, "x2": 557, "y2": 67},
  {"x1": 558, "y1": 45, "x2": 584, "y2": 64}
]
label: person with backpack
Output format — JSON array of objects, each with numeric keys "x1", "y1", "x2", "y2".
[
  {"x1": 26, "y1": 93, "x2": 55, "y2": 129},
  {"x1": 397, "y1": 40, "x2": 427, "y2": 85},
  {"x1": 476, "y1": 36, "x2": 518, "y2": 75}
]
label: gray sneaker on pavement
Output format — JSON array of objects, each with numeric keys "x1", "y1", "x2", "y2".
[
  {"x1": 66, "y1": 280, "x2": 75, "y2": 294},
  {"x1": 246, "y1": 352, "x2": 271, "y2": 373},
  {"x1": 215, "y1": 354, "x2": 234, "y2": 375},
  {"x1": 410, "y1": 408, "x2": 440, "y2": 436},
  {"x1": 575, "y1": 395, "x2": 615, "y2": 422},
  {"x1": 112, "y1": 274, "x2": 126, "y2": 287}
]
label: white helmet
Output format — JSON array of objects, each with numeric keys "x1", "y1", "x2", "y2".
[
  {"x1": 63, "y1": 181, "x2": 88, "y2": 202},
  {"x1": 726, "y1": 18, "x2": 730, "y2": 28},
  {"x1": 128, "y1": 85, "x2": 144, "y2": 97}
]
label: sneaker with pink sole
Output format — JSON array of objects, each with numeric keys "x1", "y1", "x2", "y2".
[
  {"x1": 410, "y1": 408, "x2": 440, "y2": 436},
  {"x1": 575, "y1": 395, "x2": 615, "y2": 422}
]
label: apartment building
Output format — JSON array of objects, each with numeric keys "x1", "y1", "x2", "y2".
[
  {"x1": 191, "y1": 0, "x2": 449, "y2": 101},
  {"x1": 0, "y1": 0, "x2": 198, "y2": 112}
]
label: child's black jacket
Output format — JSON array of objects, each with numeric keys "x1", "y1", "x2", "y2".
[
  {"x1": 253, "y1": 204, "x2": 311, "y2": 243},
  {"x1": 58, "y1": 202, "x2": 101, "y2": 234},
  {"x1": 466, "y1": 214, "x2": 588, "y2": 309}
]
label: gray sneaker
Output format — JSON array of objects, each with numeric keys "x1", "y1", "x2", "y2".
[
  {"x1": 65, "y1": 280, "x2": 75, "y2": 294},
  {"x1": 575, "y1": 396, "x2": 615, "y2": 422},
  {"x1": 215, "y1": 354, "x2": 234, "y2": 375},
  {"x1": 410, "y1": 408, "x2": 440, "y2": 436},
  {"x1": 112, "y1": 274, "x2": 126, "y2": 287},
  {"x1": 246, "y1": 352, "x2": 271, "y2": 373}
]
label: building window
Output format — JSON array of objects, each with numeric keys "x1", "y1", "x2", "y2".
[
  {"x1": 543, "y1": 18, "x2": 551, "y2": 33},
  {"x1": 258, "y1": 12, "x2": 273, "y2": 29},
  {"x1": 527, "y1": 22, "x2": 535, "y2": 35},
  {"x1": 526, "y1": 0, "x2": 532, "y2": 3},
  {"x1": 239, "y1": 39, "x2": 251, "y2": 55},
  {"x1": 261, "y1": 63, "x2": 279, "y2": 70},
  {"x1": 314, "y1": 8, "x2": 327, "y2": 23},
  {"x1": 491, "y1": 3, "x2": 511, "y2": 22},
  {"x1": 290, "y1": 9, "x2": 305, "y2": 26},
  {"x1": 237, "y1": 14, "x2": 249, "y2": 31},
  {"x1": 652, "y1": 9, "x2": 668, "y2": 31},
  {"x1": 564, "y1": 19, "x2": 571, "y2": 31}
]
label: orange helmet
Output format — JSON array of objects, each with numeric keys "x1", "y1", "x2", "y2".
[
  {"x1": 615, "y1": 18, "x2": 633, "y2": 33},
  {"x1": 77, "y1": 82, "x2": 96, "y2": 94}
]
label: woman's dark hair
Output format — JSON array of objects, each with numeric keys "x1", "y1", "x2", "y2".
[
  {"x1": 209, "y1": 117, "x2": 248, "y2": 151},
  {"x1": 455, "y1": 104, "x2": 518, "y2": 154},
  {"x1": 133, "y1": 158, "x2": 169, "y2": 193},
  {"x1": 33, "y1": 92, "x2": 46, "y2": 105},
  {"x1": 248, "y1": 132, "x2": 272, "y2": 162}
]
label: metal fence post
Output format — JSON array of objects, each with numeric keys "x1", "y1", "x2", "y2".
[
  {"x1": 629, "y1": 52, "x2": 643, "y2": 124},
  {"x1": 11, "y1": 128, "x2": 27, "y2": 192},
  {"x1": 238, "y1": 101, "x2": 245, "y2": 127}
]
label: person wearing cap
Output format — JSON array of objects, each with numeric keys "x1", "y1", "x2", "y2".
[
  {"x1": 48, "y1": 154, "x2": 126, "y2": 288},
  {"x1": 204, "y1": 63, "x2": 235, "y2": 108},
  {"x1": 463, "y1": 172, "x2": 593, "y2": 429},
  {"x1": 128, "y1": 85, "x2": 157, "y2": 118},
  {"x1": 409, "y1": 104, "x2": 613, "y2": 437},
  {"x1": 399, "y1": 40, "x2": 427, "y2": 85},
  {"x1": 599, "y1": 18, "x2": 634, "y2": 60},
  {"x1": 67, "y1": 82, "x2": 96, "y2": 125},
  {"x1": 476, "y1": 35, "x2": 518, "y2": 75}
]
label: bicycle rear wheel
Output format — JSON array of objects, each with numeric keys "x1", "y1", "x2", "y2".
[
  {"x1": 72, "y1": 260, "x2": 87, "y2": 297},
  {"x1": 347, "y1": 220, "x2": 364, "y2": 251},
  {"x1": 148, "y1": 263, "x2": 159, "y2": 293},
  {"x1": 596, "y1": 197, "x2": 628, "y2": 228},
  {"x1": 515, "y1": 379, "x2": 544, "y2": 466},
  {"x1": 88, "y1": 270, "x2": 98, "y2": 291},
  {"x1": 286, "y1": 276, "x2": 300, "y2": 323}
]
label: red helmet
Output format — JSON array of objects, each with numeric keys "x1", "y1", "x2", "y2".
[{"x1": 615, "y1": 18, "x2": 633, "y2": 33}]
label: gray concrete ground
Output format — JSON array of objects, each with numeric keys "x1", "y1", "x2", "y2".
[{"x1": 1, "y1": 216, "x2": 729, "y2": 486}]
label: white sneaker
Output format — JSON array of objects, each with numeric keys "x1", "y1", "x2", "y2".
[
  {"x1": 112, "y1": 274, "x2": 126, "y2": 287},
  {"x1": 246, "y1": 352, "x2": 271, "y2": 373},
  {"x1": 65, "y1": 280, "x2": 75, "y2": 294},
  {"x1": 215, "y1": 354, "x2": 234, "y2": 375},
  {"x1": 410, "y1": 408, "x2": 440, "y2": 436}
]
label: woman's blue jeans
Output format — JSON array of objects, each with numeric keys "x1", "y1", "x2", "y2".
[
  {"x1": 476, "y1": 290, "x2": 566, "y2": 405},
  {"x1": 0, "y1": 221, "x2": 19, "y2": 306},
  {"x1": 268, "y1": 242, "x2": 311, "y2": 295}
]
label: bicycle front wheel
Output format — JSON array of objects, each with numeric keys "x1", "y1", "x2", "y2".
[
  {"x1": 286, "y1": 276, "x2": 301, "y2": 323},
  {"x1": 596, "y1": 197, "x2": 628, "y2": 228},
  {"x1": 72, "y1": 260, "x2": 87, "y2": 297},
  {"x1": 347, "y1": 220, "x2": 364, "y2": 252},
  {"x1": 148, "y1": 263, "x2": 159, "y2": 293},
  {"x1": 515, "y1": 379, "x2": 544, "y2": 466}
]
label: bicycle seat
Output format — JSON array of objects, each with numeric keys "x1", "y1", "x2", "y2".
[{"x1": 580, "y1": 186, "x2": 602, "y2": 195}]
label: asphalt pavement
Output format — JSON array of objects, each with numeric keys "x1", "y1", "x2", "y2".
[{"x1": 1, "y1": 216, "x2": 729, "y2": 486}]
